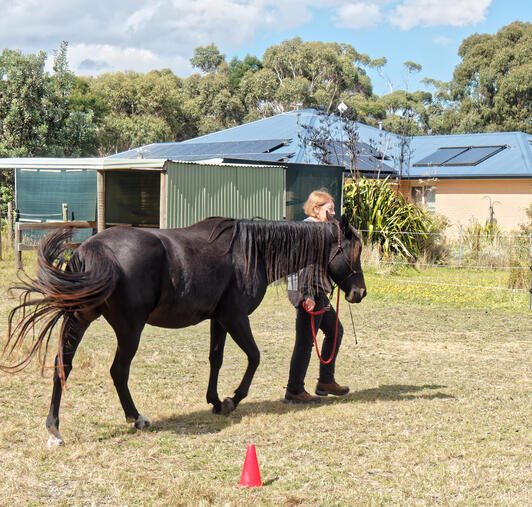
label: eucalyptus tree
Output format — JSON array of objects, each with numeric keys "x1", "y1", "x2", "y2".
[
  {"x1": 190, "y1": 43, "x2": 226, "y2": 74},
  {"x1": 183, "y1": 61, "x2": 246, "y2": 135},
  {"x1": 257, "y1": 37, "x2": 372, "y2": 112},
  {"x1": 89, "y1": 69, "x2": 193, "y2": 153},
  {"x1": 450, "y1": 21, "x2": 532, "y2": 133},
  {"x1": 229, "y1": 54, "x2": 262, "y2": 88}
]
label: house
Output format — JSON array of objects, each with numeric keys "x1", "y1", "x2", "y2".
[
  {"x1": 115, "y1": 109, "x2": 532, "y2": 234},
  {"x1": 405, "y1": 131, "x2": 532, "y2": 234},
  {"x1": 3, "y1": 109, "x2": 531, "y2": 235}
]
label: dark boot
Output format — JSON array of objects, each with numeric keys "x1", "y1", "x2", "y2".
[
  {"x1": 284, "y1": 389, "x2": 322, "y2": 404},
  {"x1": 315, "y1": 381, "x2": 350, "y2": 396}
]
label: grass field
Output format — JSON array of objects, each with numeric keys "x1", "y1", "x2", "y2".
[{"x1": 0, "y1": 251, "x2": 530, "y2": 505}]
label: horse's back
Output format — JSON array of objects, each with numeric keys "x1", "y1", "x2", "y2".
[{"x1": 78, "y1": 224, "x2": 235, "y2": 328}]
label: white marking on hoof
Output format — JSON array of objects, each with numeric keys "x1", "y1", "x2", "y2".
[
  {"x1": 134, "y1": 414, "x2": 151, "y2": 429},
  {"x1": 47, "y1": 426, "x2": 64, "y2": 448},
  {"x1": 221, "y1": 397, "x2": 235, "y2": 416}
]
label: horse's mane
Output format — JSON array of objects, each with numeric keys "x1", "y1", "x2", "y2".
[{"x1": 207, "y1": 217, "x2": 336, "y2": 289}]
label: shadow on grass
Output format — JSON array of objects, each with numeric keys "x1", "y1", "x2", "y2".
[{"x1": 150, "y1": 383, "x2": 453, "y2": 436}]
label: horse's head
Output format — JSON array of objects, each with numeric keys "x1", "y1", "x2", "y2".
[{"x1": 328, "y1": 215, "x2": 367, "y2": 304}]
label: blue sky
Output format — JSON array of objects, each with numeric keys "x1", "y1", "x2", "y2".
[{"x1": 1, "y1": 0, "x2": 530, "y2": 96}]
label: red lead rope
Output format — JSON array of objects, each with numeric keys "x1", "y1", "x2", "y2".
[{"x1": 302, "y1": 289, "x2": 341, "y2": 365}]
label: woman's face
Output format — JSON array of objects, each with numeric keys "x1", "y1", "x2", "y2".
[{"x1": 314, "y1": 199, "x2": 335, "y2": 222}]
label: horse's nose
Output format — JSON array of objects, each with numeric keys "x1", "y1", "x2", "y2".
[{"x1": 346, "y1": 287, "x2": 366, "y2": 303}]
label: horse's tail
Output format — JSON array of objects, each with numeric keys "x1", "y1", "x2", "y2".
[{"x1": 1, "y1": 228, "x2": 119, "y2": 382}]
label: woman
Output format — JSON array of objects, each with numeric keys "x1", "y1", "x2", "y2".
[{"x1": 285, "y1": 189, "x2": 349, "y2": 403}]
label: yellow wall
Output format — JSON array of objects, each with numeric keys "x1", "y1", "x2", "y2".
[{"x1": 400, "y1": 179, "x2": 532, "y2": 236}]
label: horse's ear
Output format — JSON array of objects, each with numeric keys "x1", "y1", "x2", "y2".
[{"x1": 339, "y1": 214, "x2": 350, "y2": 232}]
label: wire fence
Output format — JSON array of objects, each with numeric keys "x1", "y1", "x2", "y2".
[
  {"x1": 0, "y1": 211, "x2": 530, "y2": 308},
  {"x1": 357, "y1": 227, "x2": 532, "y2": 309}
]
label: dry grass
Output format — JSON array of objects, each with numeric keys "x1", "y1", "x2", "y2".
[{"x1": 0, "y1": 253, "x2": 530, "y2": 506}]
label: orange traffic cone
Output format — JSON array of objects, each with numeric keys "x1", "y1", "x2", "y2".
[{"x1": 238, "y1": 444, "x2": 262, "y2": 487}]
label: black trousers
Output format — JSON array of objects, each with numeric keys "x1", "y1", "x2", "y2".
[{"x1": 286, "y1": 297, "x2": 344, "y2": 394}]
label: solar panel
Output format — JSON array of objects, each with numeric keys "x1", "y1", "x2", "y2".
[
  {"x1": 442, "y1": 146, "x2": 505, "y2": 166},
  {"x1": 178, "y1": 139, "x2": 289, "y2": 155},
  {"x1": 225, "y1": 153, "x2": 294, "y2": 162},
  {"x1": 111, "y1": 139, "x2": 291, "y2": 159},
  {"x1": 413, "y1": 147, "x2": 468, "y2": 166},
  {"x1": 165, "y1": 153, "x2": 294, "y2": 162}
]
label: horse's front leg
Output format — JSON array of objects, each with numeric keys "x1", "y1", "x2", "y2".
[
  {"x1": 207, "y1": 319, "x2": 227, "y2": 414},
  {"x1": 218, "y1": 314, "x2": 260, "y2": 415}
]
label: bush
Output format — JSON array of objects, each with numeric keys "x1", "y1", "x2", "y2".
[
  {"x1": 343, "y1": 178, "x2": 447, "y2": 261},
  {"x1": 508, "y1": 204, "x2": 532, "y2": 289}
]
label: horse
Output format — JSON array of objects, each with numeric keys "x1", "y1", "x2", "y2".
[{"x1": 1, "y1": 215, "x2": 366, "y2": 446}]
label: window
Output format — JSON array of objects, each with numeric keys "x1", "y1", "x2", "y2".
[{"x1": 411, "y1": 186, "x2": 436, "y2": 212}]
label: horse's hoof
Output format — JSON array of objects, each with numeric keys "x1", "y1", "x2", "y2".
[
  {"x1": 134, "y1": 414, "x2": 151, "y2": 429},
  {"x1": 212, "y1": 404, "x2": 222, "y2": 414},
  {"x1": 47, "y1": 426, "x2": 64, "y2": 448},
  {"x1": 221, "y1": 397, "x2": 235, "y2": 416}
]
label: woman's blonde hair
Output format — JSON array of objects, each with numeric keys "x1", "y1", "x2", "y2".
[{"x1": 303, "y1": 189, "x2": 335, "y2": 217}]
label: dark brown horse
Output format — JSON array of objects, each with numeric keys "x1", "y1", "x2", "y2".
[{"x1": 2, "y1": 216, "x2": 366, "y2": 446}]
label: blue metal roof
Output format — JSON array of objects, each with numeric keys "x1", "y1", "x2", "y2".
[{"x1": 111, "y1": 109, "x2": 532, "y2": 179}]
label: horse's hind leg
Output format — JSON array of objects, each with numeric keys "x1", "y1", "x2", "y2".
[
  {"x1": 46, "y1": 312, "x2": 92, "y2": 447},
  {"x1": 110, "y1": 322, "x2": 150, "y2": 429},
  {"x1": 207, "y1": 319, "x2": 227, "y2": 414},
  {"x1": 218, "y1": 315, "x2": 260, "y2": 415}
]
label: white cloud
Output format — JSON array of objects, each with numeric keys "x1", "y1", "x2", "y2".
[
  {"x1": 124, "y1": 3, "x2": 164, "y2": 33},
  {"x1": 333, "y1": 3, "x2": 382, "y2": 29},
  {"x1": 389, "y1": 0, "x2": 492, "y2": 30},
  {"x1": 0, "y1": 1, "x2": 318, "y2": 67},
  {"x1": 0, "y1": 0, "x2": 496, "y2": 78},
  {"x1": 66, "y1": 43, "x2": 192, "y2": 76},
  {"x1": 432, "y1": 36, "x2": 454, "y2": 46}
]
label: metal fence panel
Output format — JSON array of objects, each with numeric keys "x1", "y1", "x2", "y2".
[{"x1": 165, "y1": 162, "x2": 284, "y2": 228}]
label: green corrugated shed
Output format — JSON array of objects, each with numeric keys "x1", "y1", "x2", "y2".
[
  {"x1": 223, "y1": 158, "x2": 344, "y2": 221},
  {"x1": 165, "y1": 161, "x2": 284, "y2": 227},
  {"x1": 8, "y1": 157, "x2": 339, "y2": 233}
]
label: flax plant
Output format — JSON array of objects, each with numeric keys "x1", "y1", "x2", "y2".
[{"x1": 343, "y1": 178, "x2": 443, "y2": 261}]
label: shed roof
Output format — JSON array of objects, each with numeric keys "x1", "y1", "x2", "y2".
[{"x1": 0, "y1": 157, "x2": 281, "y2": 171}]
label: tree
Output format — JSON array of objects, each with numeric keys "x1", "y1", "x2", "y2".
[
  {"x1": 261, "y1": 38, "x2": 372, "y2": 112},
  {"x1": 229, "y1": 54, "x2": 262, "y2": 88},
  {"x1": 90, "y1": 69, "x2": 194, "y2": 152},
  {"x1": 69, "y1": 76, "x2": 109, "y2": 126},
  {"x1": 98, "y1": 113, "x2": 172, "y2": 155},
  {"x1": 450, "y1": 21, "x2": 532, "y2": 133},
  {"x1": 183, "y1": 63, "x2": 246, "y2": 135},
  {"x1": 0, "y1": 48, "x2": 49, "y2": 157},
  {"x1": 190, "y1": 44, "x2": 226, "y2": 74}
]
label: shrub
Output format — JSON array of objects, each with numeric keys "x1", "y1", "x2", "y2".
[
  {"x1": 343, "y1": 178, "x2": 447, "y2": 261},
  {"x1": 508, "y1": 204, "x2": 532, "y2": 289}
]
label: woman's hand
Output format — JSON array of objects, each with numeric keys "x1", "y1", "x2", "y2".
[{"x1": 303, "y1": 297, "x2": 315, "y2": 312}]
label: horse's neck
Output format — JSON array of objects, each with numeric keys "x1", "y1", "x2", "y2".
[{"x1": 241, "y1": 221, "x2": 333, "y2": 283}]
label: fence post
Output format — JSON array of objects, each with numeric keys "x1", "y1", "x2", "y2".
[
  {"x1": 14, "y1": 222, "x2": 21, "y2": 269},
  {"x1": 529, "y1": 234, "x2": 532, "y2": 311},
  {"x1": 62, "y1": 203, "x2": 68, "y2": 222},
  {"x1": 7, "y1": 202, "x2": 13, "y2": 244},
  {"x1": 458, "y1": 224, "x2": 463, "y2": 267}
]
